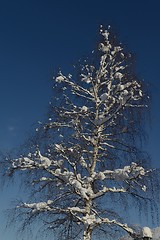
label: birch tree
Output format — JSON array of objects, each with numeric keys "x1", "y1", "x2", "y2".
[{"x1": 6, "y1": 26, "x2": 156, "y2": 240}]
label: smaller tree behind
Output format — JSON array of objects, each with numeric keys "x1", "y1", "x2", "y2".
[{"x1": 6, "y1": 26, "x2": 157, "y2": 240}]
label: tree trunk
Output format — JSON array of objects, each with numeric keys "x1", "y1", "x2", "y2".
[
  {"x1": 83, "y1": 199, "x2": 93, "y2": 240},
  {"x1": 83, "y1": 227, "x2": 92, "y2": 240}
]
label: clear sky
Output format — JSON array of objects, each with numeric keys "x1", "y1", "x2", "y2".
[{"x1": 0, "y1": 0, "x2": 160, "y2": 239}]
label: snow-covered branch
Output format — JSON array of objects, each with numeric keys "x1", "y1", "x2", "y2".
[
  {"x1": 17, "y1": 200, "x2": 54, "y2": 213},
  {"x1": 92, "y1": 162, "x2": 149, "y2": 182},
  {"x1": 101, "y1": 217, "x2": 134, "y2": 236}
]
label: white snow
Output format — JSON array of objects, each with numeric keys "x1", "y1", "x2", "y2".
[
  {"x1": 115, "y1": 72, "x2": 123, "y2": 80},
  {"x1": 113, "y1": 169, "x2": 129, "y2": 181},
  {"x1": 142, "y1": 185, "x2": 147, "y2": 192},
  {"x1": 40, "y1": 177, "x2": 48, "y2": 181},
  {"x1": 99, "y1": 43, "x2": 110, "y2": 53},
  {"x1": 81, "y1": 106, "x2": 88, "y2": 112},
  {"x1": 68, "y1": 207, "x2": 85, "y2": 213},
  {"x1": 96, "y1": 172, "x2": 106, "y2": 180},
  {"x1": 142, "y1": 227, "x2": 153, "y2": 238},
  {"x1": 100, "y1": 93, "x2": 108, "y2": 101},
  {"x1": 55, "y1": 144, "x2": 64, "y2": 151},
  {"x1": 22, "y1": 200, "x2": 53, "y2": 213},
  {"x1": 12, "y1": 157, "x2": 34, "y2": 169},
  {"x1": 83, "y1": 214, "x2": 96, "y2": 226},
  {"x1": 81, "y1": 74, "x2": 92, "y2": 83},
  {"x1": 79, "y1": 156, "x2": 87, "y2": 168},
  {"x1": 12, "y1": 151, "x2": 52, "y2": 169},
  {"x1": 55, "y1": 75, "x2": 65, "y2": 82},
  {"x1": 101, "y1": 30, "x2": 109, "y2": 41},
  {"x1": 36, "y1": 151, "x2": 51, "y2": 168}
]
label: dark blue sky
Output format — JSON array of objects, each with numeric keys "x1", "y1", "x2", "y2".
[{"x1": 0, "y1": 0, "x2": 160, "y2": 239}]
